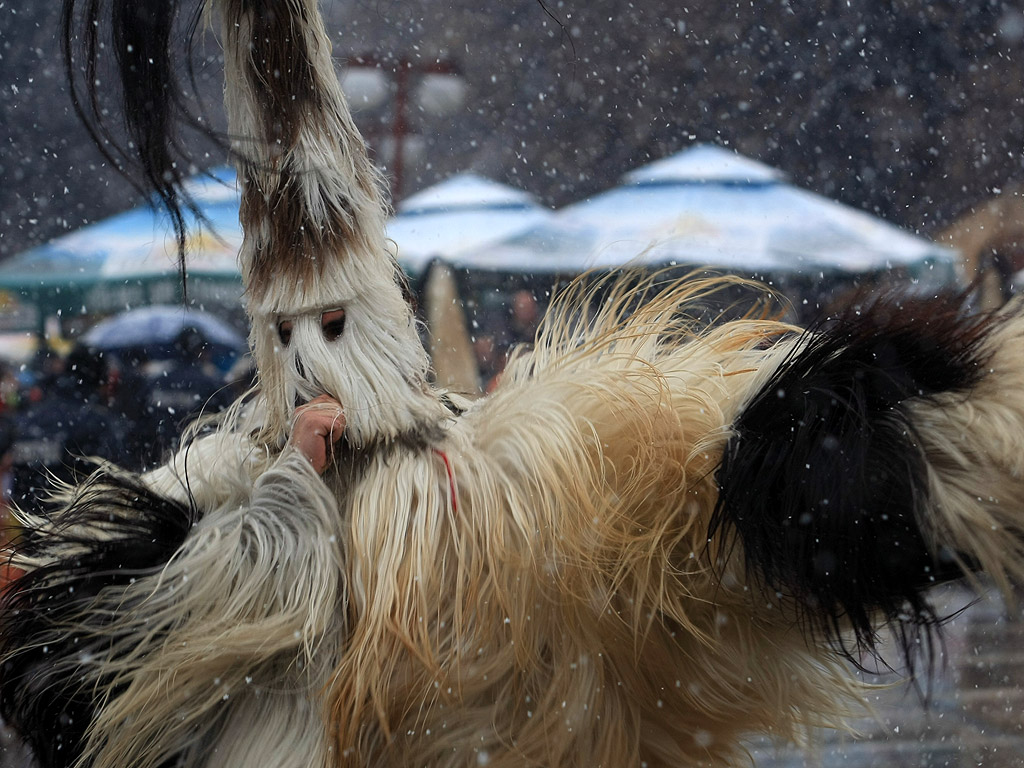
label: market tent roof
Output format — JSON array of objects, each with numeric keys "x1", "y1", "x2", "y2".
[
  {"x1": 459, "y1": 144, "x2": 957, "y2": 284},
  {"x1": 625, "y1": 145, "x2": 785, "y2": 185},
  {"x1": 387, "y1": 173, "x2": 553, "y2": 276},
  {"x1": 0, "y1": 167, "x2": 244, "y2": 332}
]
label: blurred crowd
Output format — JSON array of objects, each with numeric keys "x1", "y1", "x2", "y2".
[
  {"x1": 468, "y1": 288, "x2": 543, "y2": 393},
  {"x1": 0, "y1": 329, "x2": 253, "y2": 552},
  {"x1": 0, "y1": 285, "x2": 542, "y2": 532}
]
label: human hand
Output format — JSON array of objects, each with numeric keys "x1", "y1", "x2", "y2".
[{"x1": 289, "y1": 395, "x2": 346, "y2": 474}]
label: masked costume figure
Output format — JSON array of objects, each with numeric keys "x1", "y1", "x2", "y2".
[{"x1": 4, "y1": 1, "x2": 1024, "y2": 767}]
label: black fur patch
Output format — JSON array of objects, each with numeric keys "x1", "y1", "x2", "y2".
[
  {"x1": 711, "y1": 291, "x2": 997, "y2": 663},
  {"x1": 62, "y1": 0, "x2": 217, "y2": 280},
  {"x1": 0, "y1": 468, "x2": 200, "y2": 768}
]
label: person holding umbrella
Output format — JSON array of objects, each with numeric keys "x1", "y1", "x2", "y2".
[
  {"x1": 136, "y1": 326, "x2": 234, "y2": 468},
  {"x1": 7, "y1": 343, "x2": 124, "y2": 514}
]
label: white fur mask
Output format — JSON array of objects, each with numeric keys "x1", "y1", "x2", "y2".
[
  {"x1": 247, "y1": 259, "x2": 446, "y2": 449},
  {"x1": 217, "y1": 0, "x2": 447, "y2": 449}
]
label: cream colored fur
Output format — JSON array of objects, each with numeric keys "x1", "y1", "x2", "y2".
[
  {"x1": 18, "y1": 0, "x2": 1024, "y2": 764},
  {"x1": 908, "y1": 299, "x2": 1024, "y2": 594},
  {"x1": 323, "y1": 276, "x2": 866, "y2": 767},
  {"x1": 16, "y1": 277, "x2": 867, "y2": 768}
]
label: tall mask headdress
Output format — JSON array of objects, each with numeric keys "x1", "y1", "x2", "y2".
[
  {"x1": 65, "y1": 0, "x2": 446, "y2": 445},
  {"x1": 216, "y1": 0, "x2": 445, "y2": 447}
]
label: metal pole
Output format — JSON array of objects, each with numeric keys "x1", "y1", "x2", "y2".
[{"x1": 392, "y1": 60, "x2": 410, "y2": 200}]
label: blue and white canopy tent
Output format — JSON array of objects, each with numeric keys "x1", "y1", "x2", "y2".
[
  {"x1": 0, "y1": 167, "x2": 245, "y2": 335},
  {"x1": 454, "y1": 144, "x2": 959, "y2": 322},
  {"x1": 384, "y1": 173, "x2": 553, "y2": 392},
  {"x1": 386, "y1": 172, "x2": 553, "y2": 278}
]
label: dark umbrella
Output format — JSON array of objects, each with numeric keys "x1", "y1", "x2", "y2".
[{"x1": 81, "y1": 305, "x2": 248, "y2": 371}]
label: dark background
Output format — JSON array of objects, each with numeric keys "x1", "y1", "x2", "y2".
[{"x1": 3, "y1": 0, "x2": 1023, "y2": 261}]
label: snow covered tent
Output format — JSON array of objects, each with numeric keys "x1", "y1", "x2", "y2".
[
  {"x1": 384, "y1": 173, "x2": 552, "y2": 392},
  {"x1": 386, "y1": 173, "x2": 553, "y2": 277},
  {"x1": 461, "y1": 144, "x2": 959, "y2": 322}
]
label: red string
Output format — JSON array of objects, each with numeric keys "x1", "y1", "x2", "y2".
[{"x1": 433, "y1": 448, "x2": 458, "y2": 514}]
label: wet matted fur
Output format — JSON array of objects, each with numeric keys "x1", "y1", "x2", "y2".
[
  {"x1": 6, "y1": 0, "x2": 1024, "y2": 766},
  {"x1": 6, "y1": 276, "x2": 1024, "y2": 768}
]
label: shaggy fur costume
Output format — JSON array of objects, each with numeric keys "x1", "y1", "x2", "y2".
[{"x1": 4, "y1": 1, "x2": 1024, "y2": 767}]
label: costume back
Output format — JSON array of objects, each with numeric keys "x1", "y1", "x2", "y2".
[{"x1": 3, "y1": 2, "x2": 1024, "y2": 767}]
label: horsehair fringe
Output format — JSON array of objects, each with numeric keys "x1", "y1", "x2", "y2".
[
  {"x1": 221, "y1": 0, "x2": 391, "y2": 295},
  {"x1": 62, "y1": 0, "x2": 219, "y2": 293}
]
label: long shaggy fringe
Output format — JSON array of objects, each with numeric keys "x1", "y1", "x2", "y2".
[
  {"x1": 34, "y1": 0, "x2": 1024, "y2": 764},
  {"x1": 6, "y1": 275, "x2": 1024, "y2": 768},
  {"x1": 0, "y1": 467, "x2": 200, "y2": 768},
  {"x1": 61, "y1": 0, "x2": 220, "y2": 283},
  {"x1": 711, "y1": 289, "x2": 1003, "y2": 667},
  {"x1": 711, "y1": 288, "x2": 1024, "y2": 678},
  {"x1": 323, "y1": 273, "x2": 866, "y2": 768},
  {"x1": 3, "y1": 435, "x2": 347, "y2": 768}
]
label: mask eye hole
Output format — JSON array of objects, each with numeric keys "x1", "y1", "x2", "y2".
[
  {"x1": 321, "y1": 308, "x2": 346, "y2": 342},
  {"x1": 277, "y1": 320, "x2": 293, "y2": 347}
]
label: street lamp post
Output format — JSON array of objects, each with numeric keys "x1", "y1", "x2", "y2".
[{"x1": 341, "y1": 55, "x2": 463, "y2": 201}]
